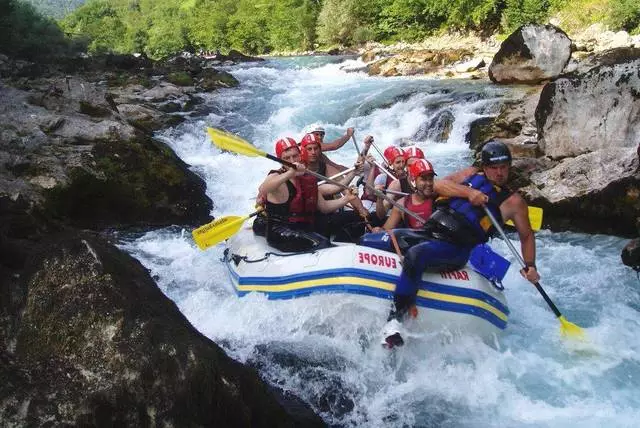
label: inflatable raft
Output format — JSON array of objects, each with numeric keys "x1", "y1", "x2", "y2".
[{"x1": 223, "y1": 227, "x2": 510, "y2": 339}]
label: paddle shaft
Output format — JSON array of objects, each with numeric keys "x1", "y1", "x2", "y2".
[
  {"x1": 317, "y1": 166, "x2": 356, "y2": 186},
  {"x1": 351, "y1": 134, "x2": 361, "y2": 155},
  {"x1": 370, "y1": 141, "x2": 386, "y2": 162},
  {"x1": 366, "y1": 182, "x2": 426, "y2": 224},
  {"x1": 384, "y1": 189, "x2": 409, "y2": 197},
  {"x1": 266, "y1": 153, "x2": 354, "y2": 190},
  {"x1": 482, "y1": 206, "x2": 562, "y2": 318},
  {"x1": 372, "y1": 160, "x2": 398, "y2": 181}
]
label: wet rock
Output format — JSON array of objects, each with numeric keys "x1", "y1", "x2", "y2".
[
  {"x1": 1, "y1": 232, "x2": 315, "y2": 427},
  {"x1": 489, "y1": 24, "x2": 572, "y2": 84},
  {"x1": 535, "y1": 56, "x2": 640, "y2": 159},
  {"x1": 0, "y1": 80, "x2": 212, "y2": 230},
  {"x1": 521, "y1": 148, "x2": 640, "y2": 235},
  {"x1": 367, "y1": 49, "x2": 474, "y2": 77},
  {"x1": 466, "y1": 88, "x2": 541, "y2": 150},
  {"x1": 198, "y1": 68, "x2": 239, "y2": 91},
  {"x1": 414, "y1": 110, "x2": 455, "y2": 142},
  {"x1": 622, "y1": 238, "x2": 640, "y2": 271}
]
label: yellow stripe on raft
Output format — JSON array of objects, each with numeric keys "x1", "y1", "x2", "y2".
[
  {"x1": 417, "y1": 289, "x2": 508, "y2": 322},
  {"x1": 234, "y1": 276, "x2": 507, "y2": 322},
  {"x1": 236, "y1": 276, "x2": 394, "y2": 293}
]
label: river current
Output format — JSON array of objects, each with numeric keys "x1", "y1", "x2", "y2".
[{"x1": 120, "y1": 56, "x2": 640, "y2": 427}]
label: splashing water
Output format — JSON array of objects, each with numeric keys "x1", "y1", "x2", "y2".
[{"x1": 120, "y1": 57, "x2": 640, "y2": 427}]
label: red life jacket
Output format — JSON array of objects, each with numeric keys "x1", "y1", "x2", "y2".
[
  {"x1": 288, "y1": 174, "x2": 318, "y2": 224},
  {"x1": 403, "y1": 195, "x2": 433, "y2": 229}
]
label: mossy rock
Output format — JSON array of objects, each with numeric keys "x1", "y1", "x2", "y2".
[
  {"x1": 43, "y1": 136, "x2": 211, "y2": 229},
  {"x1": 79, "y1": 101, "x2": 112, "y2": 118},
  {"x1": 198, "y1": 69, "x2": 239, "y2": 91},
  {"x1": 167, "y1": 71, "x2": 194, "y2": 87}
]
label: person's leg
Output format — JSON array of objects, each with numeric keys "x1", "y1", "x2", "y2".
[
  {"x1": 383, "y1": 239, "x2": 472, "y2": 348},
  {"x1": 325, "y1": 211, "x2": 366, "y2": 242}
]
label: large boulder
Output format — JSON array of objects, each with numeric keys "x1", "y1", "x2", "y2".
[
  {"x1": 489, "y1": 24, "x2": 572, "y2": 84},
  {"x1": 1, "y1": 232, "x2": 322, "y2": 427},
  {"x1": 520, "y1": 148, "x2": 640, "y2": 234},
  {"x1": 535, "y1": 54, "x2": 640, "y2": 159},
  {"x1": 0, "y1": 80, "x2": 212, "y2": 230}
]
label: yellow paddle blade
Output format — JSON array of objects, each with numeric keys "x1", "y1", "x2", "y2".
[
  {"x1": 192, "y1": 215, "x2": 247, "y2": 250},
  {"x1": 505, "y1": 205, "x2": 543, "y2": 231},
  {"x1": 559, "y1": 315, "x2": 586, "y2": 341},
  {"x1": 207, "y1": 127, "x2": 266, "y2": 158}
]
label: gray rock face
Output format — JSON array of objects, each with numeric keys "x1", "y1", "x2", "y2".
[
  {"x1": 521, "y1": 148, "x2": 640, "y2": 234},
  {"x1": 535, "y1": 56, "x2": 640, "y2": 159},
  {"x1": 0, "y1": 80, "x2": 212, "y2": 229},
  {"x1": 1, "y1": 232, "x2": 321, "y2": 427},
  {"x1": 489, "y1": 24, "x2": 572, "y2": 84}
]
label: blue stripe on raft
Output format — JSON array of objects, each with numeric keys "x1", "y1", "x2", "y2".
[
  {"x1": 227, "y1": 265, "x2": 509, "y2": 316},
  {"x1": 415, "y1": 295, "x2": 507, "y2": 330}
]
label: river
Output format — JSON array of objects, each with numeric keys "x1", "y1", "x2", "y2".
[{"x1": 119, "y1": 56, "x2": 640, "y2": 427}]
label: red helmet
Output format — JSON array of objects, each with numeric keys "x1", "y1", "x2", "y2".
[
  {"x1": 408, "y1": 159, "x2": 436, "y2": 180},
  {"x1": 275, "y1": 137, "x2": 299, "y2": 158},
  {"x1": 404, "y1": 146, "x2": 425, "y2": 161},
  {"x1": 383, "y1": 146, "x2": 404, "y2": 164},
  {"x1": 300, "y1": 133, "x2": 321, "y2": 150}
]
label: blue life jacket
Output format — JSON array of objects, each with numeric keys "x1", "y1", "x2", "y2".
[{"x1": 445, "y1": 173, "x2": 511, "y2": 243}]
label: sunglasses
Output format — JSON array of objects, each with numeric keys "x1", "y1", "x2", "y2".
[{"x1": 312, "y1": 131, "x2": 325, "y2": 136}]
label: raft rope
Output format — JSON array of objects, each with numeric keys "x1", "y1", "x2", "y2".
[{"x1": 222, "y1": 248, "x2": 319, "y2": 265}]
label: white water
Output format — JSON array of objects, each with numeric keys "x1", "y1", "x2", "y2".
[{"x1": 120, "y1": 56, "x2": 640, "y2": 427}]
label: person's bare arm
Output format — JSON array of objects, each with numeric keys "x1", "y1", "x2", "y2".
[
  {"x1": 502, "y1": 194, "x2": 540, "y2": 283},
  {"x1": 434, "y1": 177, "x2": 488, "y2": 205},
  {"x1": 259, "y1": 169, "x2": 296, "y2": 200},
  {"x1": 322, "y1": 127, "x2": 354, "y2": 152},
  {"x1": 317, "y1": 189, "x2": 357, "y2": 213},
  {"x1": 383, "y1": 204, "x2": 404, "y2": 230}
]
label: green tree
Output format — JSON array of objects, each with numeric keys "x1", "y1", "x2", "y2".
[
  {"x1": 226, "y1": 0, "x2": 270, "y2": 54},
  {"x1": 502, "y1": 0, "x2": 551, "y2": 32},
  {"x1": 0, "y1": 0, "x2": 69, "y2": 59},
  {"x1": 61, "y1": 0, "x2": 127, "y2": 54}
]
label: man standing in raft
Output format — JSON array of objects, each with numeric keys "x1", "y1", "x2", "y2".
[
  {"x1": 258, "y1": 137, "x2": 357, "y2": 253},
  {"x1": 382, "y1": 141, "x2": 541, "y2": 348}
]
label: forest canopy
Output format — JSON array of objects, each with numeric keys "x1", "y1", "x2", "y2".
[{"x1": 2, "y1": 0, "x2": 639, "y2": 60}]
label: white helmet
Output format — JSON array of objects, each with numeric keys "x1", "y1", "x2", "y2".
[{"x1": 308, "y1": 123, "x2": 325, "y2": 134}]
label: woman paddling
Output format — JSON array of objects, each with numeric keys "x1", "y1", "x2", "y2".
[{"x1": 256, "y1": 137, "x2": 357, "y2": 253}]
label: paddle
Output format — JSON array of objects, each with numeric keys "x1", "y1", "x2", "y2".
[
  {"x1": 482, "y1": 206, "x2": 585, "y2": 340},
  {"x1": 192, "y1": 209, "x2": 262, "y2": 250},
  {"x1": 207, "y1": 127, "x2": 351, "y2": 186}
]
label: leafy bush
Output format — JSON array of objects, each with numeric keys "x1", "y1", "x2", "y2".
[
  {"x1": 609, "y1": 0, "x2": 640, "y2": 33},
  {"x1": 501, "y1": 0, "x2": 552, "y2": 32}
]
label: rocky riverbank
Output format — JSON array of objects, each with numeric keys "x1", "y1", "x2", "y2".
[
  {"x1": 358, "y1": 25, "x2": 640, "y2": 236},
  {"x1": 0, "y1": 51, "x2": 324, "y2": 426}
]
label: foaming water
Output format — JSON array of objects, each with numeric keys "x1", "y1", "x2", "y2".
[{"x1": 121, "y1": 56, "x2": 640, "y2": 427}]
